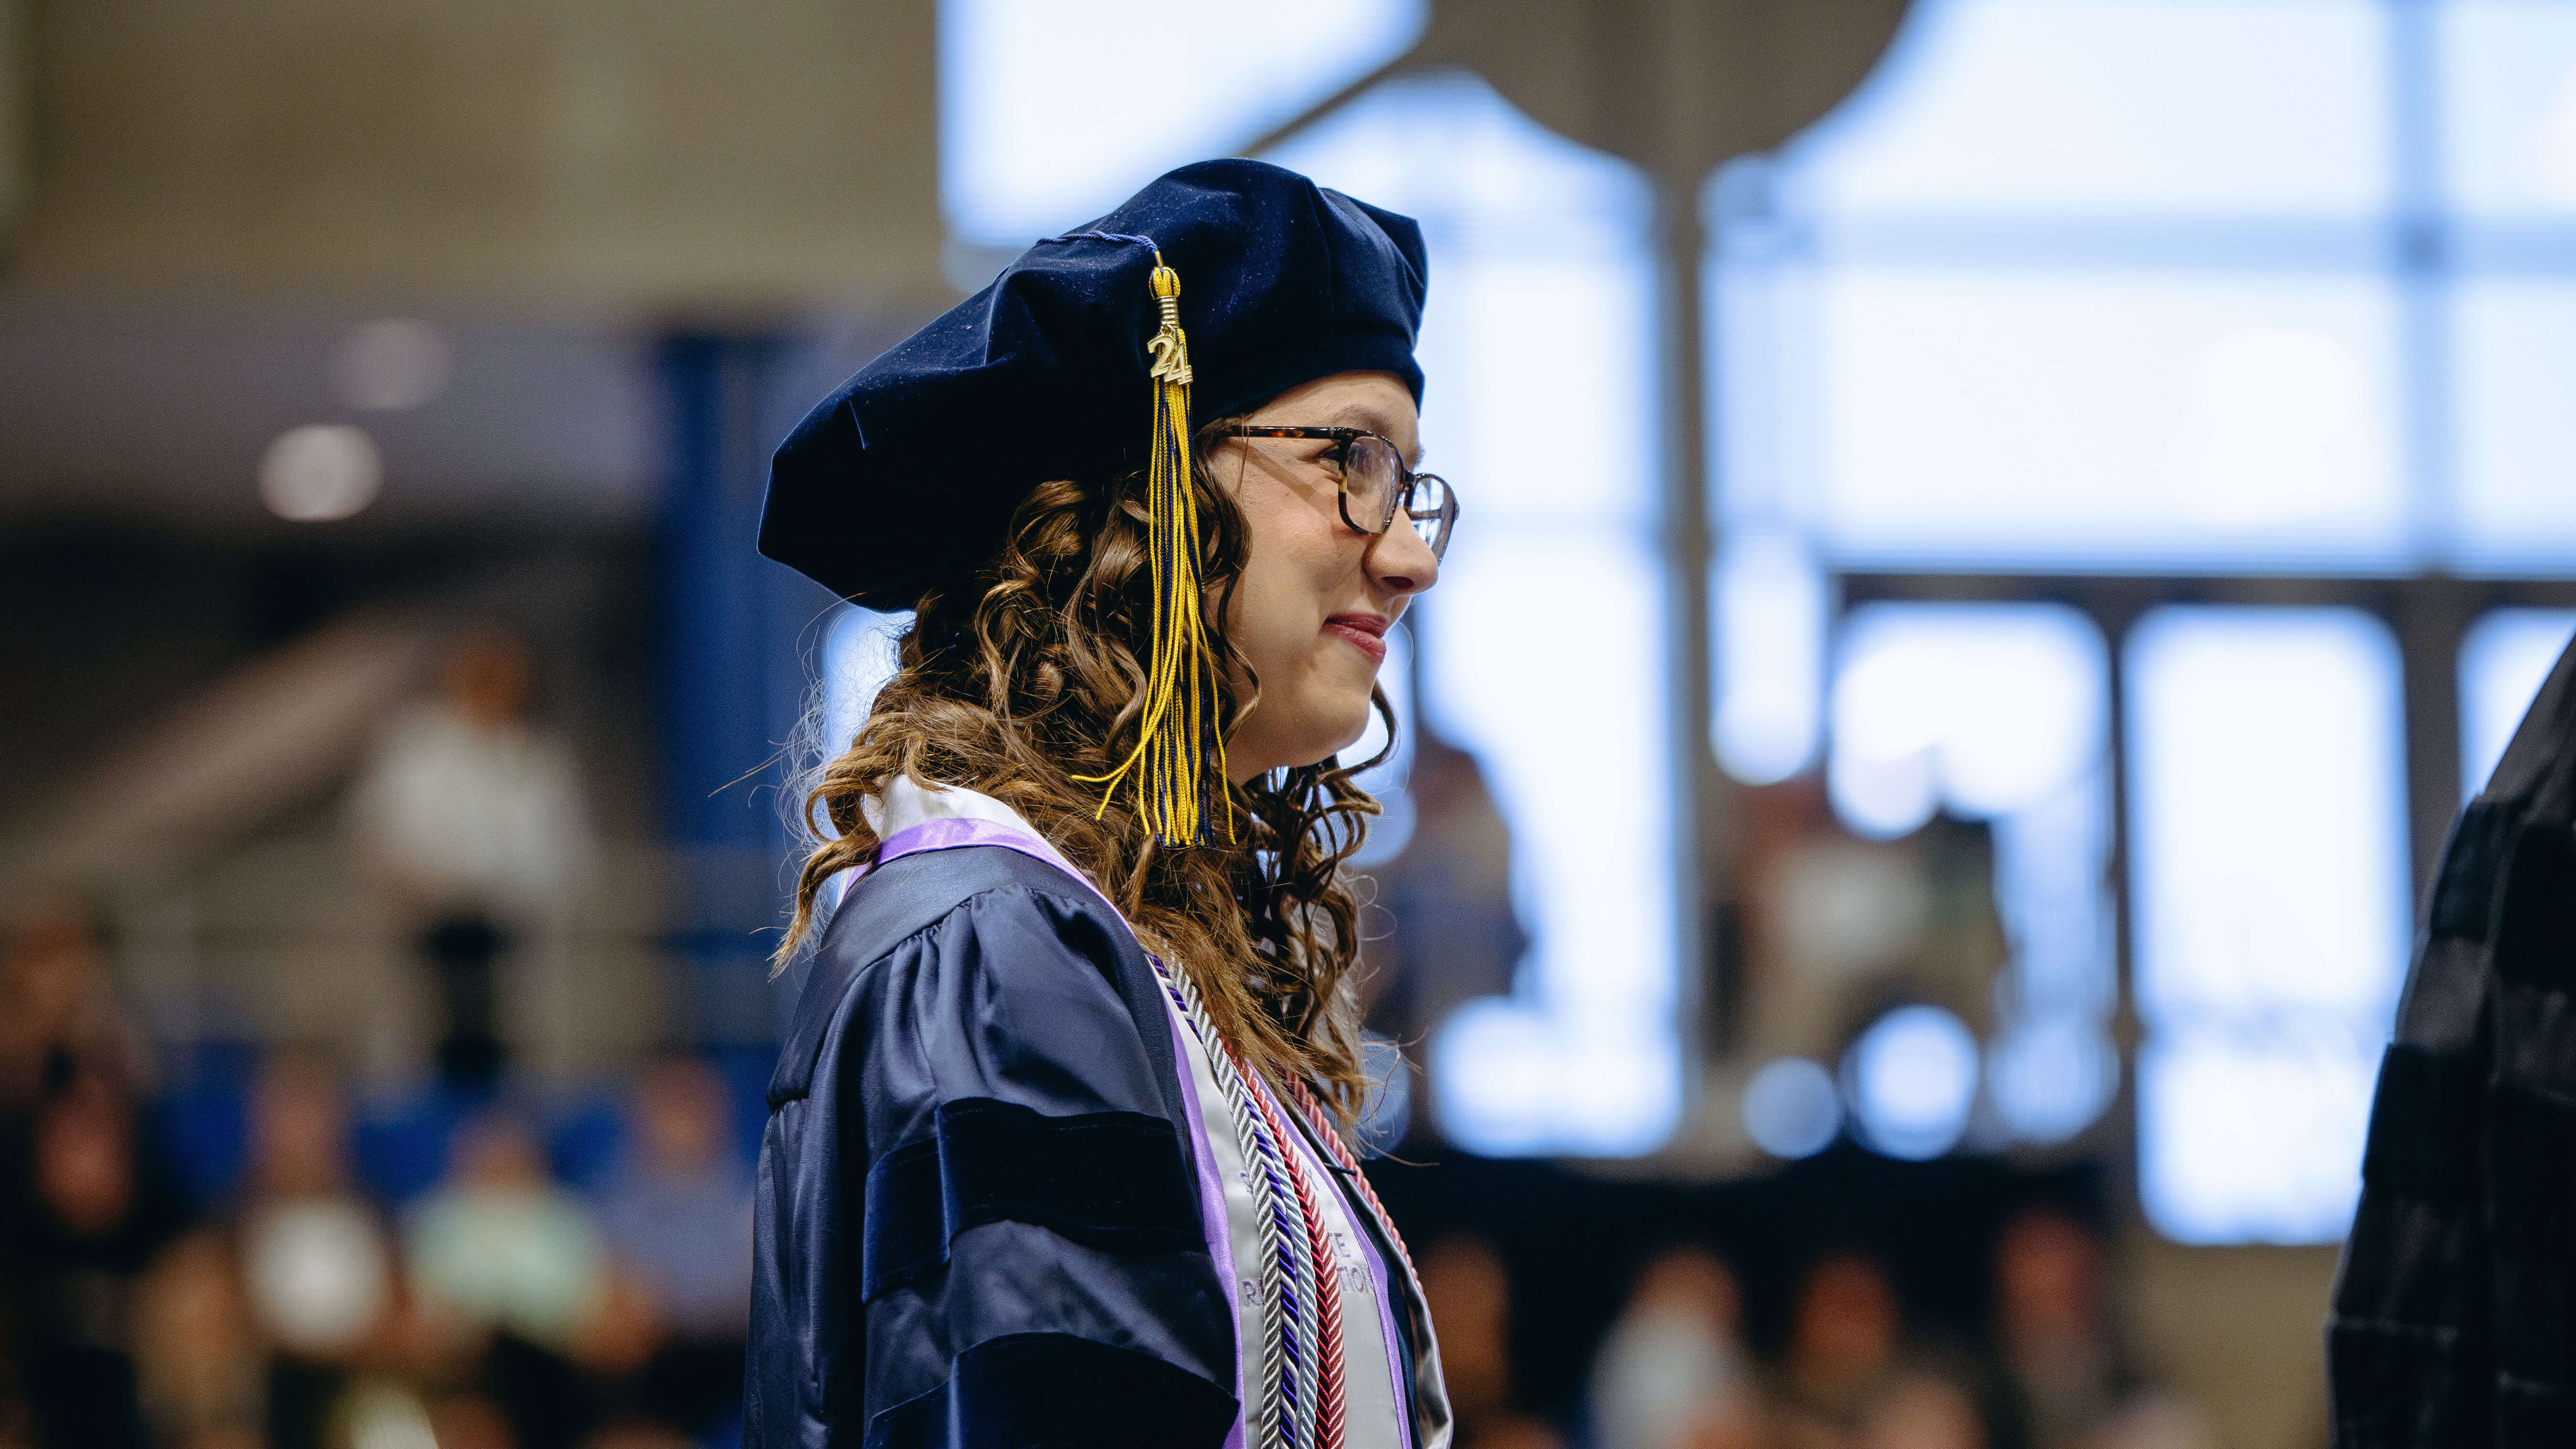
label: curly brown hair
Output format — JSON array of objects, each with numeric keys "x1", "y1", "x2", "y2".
[{"x1": 774, "y1": 420, "x2": 1392, "y2": 1120}]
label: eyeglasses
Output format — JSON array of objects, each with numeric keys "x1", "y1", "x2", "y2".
[{"x1": 1226, "y1": 424, "x2": 1458, "y2": 561}]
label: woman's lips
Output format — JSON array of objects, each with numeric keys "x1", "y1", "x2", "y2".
[{"x1": 1324, "y1": 614, "x2": 1388, "y2": 665}]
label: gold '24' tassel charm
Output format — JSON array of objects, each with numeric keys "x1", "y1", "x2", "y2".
[{"x1": 1075, "y1": 252, "x2": 1232, "y2": 845}]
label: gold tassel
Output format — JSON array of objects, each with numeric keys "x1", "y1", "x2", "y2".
[{"x1": 1075, "y1": 253, "x2": 1232, "y2": 845}]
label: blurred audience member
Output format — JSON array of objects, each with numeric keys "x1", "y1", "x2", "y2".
[
  {"x1": 406, "y1": 1109, "x2": 610, "y2": 1448},
  {"x1": 1771, "y1": 1252, "x2": 1986, "y2": 1449},
  {"x1": 0, "y1": 909, "x2": 180, "y2": 1449},
  {"x1": 1592, "y1": 1246, "x2": 1759, "y2": 1449},
  {"x1": 426, "y1": 1391, "x2": 517, "y2": 1449},
  {"x1": 130, "y1": 1231, "x2": 262, "y2": 1449},
  {"x1": 241, "y1": 1055, "x2": 393, "y2": 1357},
  {"x1": 407, "y1": 1110, "x2": 603, "y2": 1351},
  {"x1": 1857, "y1": 1374, "x2": 1986, "y2": 1449},
  {"x1": 1991, "y1": 1209, "x2": 2211, "y2": 1449},
  {"x1": 598, "y1": 1055, "x2": 751, "y2": 1437},
  {"x1": 351, "y1": 625, "x2": 593, "y2": 1087},
  {"x1": 9, "y1": 1081, "x2": 172, "y2": 1448},
  {"x1": 1420, "y1": 1234, "x2": 1563, "y2": 1449},
  {"x1": 1726, "y1": 782, "x2": 2003, "y2": 1068},
  {"x1": 236, "y1": 1052, "x2": 403, "y2": 1449},
  {"x1": 1364, "y1": 731, "x2": 1527, "y2": 1053},
  {"x1": 1777, "y1": 1254, "x2": 1900, "y2": 1432},
  {"x1": 0, "y1": 905, "x2": 150, "y2": 1113}
]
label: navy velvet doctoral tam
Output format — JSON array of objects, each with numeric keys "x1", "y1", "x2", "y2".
[{"x1": 760, "y1": 158, "x2": 1428, "y2": 607}]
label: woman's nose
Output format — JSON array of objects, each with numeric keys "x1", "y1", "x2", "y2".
[{"x1": 1369, "y1": 515, "x2": 1440, "y2": 597}]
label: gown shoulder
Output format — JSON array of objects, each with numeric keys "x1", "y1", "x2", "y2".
[{"x1": 746, "y1": 843, "x2": 1237, "y2": 1449}]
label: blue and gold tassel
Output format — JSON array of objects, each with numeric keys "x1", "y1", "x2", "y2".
[{"x1": 1077, "y1": 252, "x2": 1232, "y2": 845}]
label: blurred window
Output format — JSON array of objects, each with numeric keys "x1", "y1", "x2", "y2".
[
  {"x1": 1722, "y1": 0, "x2": 2576, "y2": 1241},
  {"x1": 1722, "y1": 0, "x2": 2576, "y2": 578},
  {"x1": 2125, "y1": 608, "x2": 2410, "y2": 1244},
  {"x1": 1714, "y1": 529, "x2": 1828, "y2": 785},
  {"x1": 939, "y1": 0, "x2": 1425, "y2": 249},
  {"x1": 937, "y1": 0, "x2": 2576, "y2": 1206},
  {"x1": 819, "y1": 606, "x2": 907, "y2": 776},
  {"x1": 1826, "y1": 604, "x2": 2117, "y2": 1146},
  {"x1": 816, "y1": 604, "x2": 909, "y2": 917},
  {"x1": 1781, "y1": 0, "x2": 2391, "y2": 219},
  {"x1": 1743, "y1": 1056, "x2": 1844, "y2": 1159},
  {"x1": 1829, "y1": 604, "x2": 2105, "y2": 836},
  {"x1": 1272, "y1": 73, "x2": 1681, "y2": 1157},
  {"x1": 2452, "y1": 279, "x2": 2576, "y2": 568},
  {"x1": 1842, "y1": 1004, "x2": 1981, "y2": 1161},
  {"x1": 1753, "y1": 269, "x2": 2406, "y2": 571},
  {"x1": 2459, "y1": 608, "x2": 2576, "y2": 799},
  {"x1": 942, "y1": 41, "x2": 1684, "y2": 1155},
  {"x1": 2438, "y1": 0, "x2": 2576, "y2": 221}
]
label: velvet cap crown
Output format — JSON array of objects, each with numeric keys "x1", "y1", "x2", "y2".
[{"x1": 760, "y1": 158, "x2": 1429, "y2": 607}]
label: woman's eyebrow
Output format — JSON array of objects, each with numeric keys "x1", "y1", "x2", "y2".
[{"x1": 1323, "y1": 405, "x2": 1424, "y2": 466}]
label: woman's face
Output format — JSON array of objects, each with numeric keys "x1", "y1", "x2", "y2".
[{"x1": 1211, "y1": 369, "x2": 1441, "y2": 781}]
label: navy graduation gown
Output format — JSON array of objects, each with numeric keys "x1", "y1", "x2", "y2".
[{"x1": 747, "y1": 844, "x2": 1240, "y2": 1448}]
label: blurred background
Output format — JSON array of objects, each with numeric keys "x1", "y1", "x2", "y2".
[{"x1": 5, "y1": 0, "x2": 2572, "y2": 1446}]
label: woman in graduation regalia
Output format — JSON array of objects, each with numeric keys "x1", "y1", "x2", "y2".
[{"x1": 745, "y1": 160, "x2": 1462, "y2": 1449}]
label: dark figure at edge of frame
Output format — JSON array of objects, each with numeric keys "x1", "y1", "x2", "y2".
[
  {"x1": 746, "y1": 160, "x2": 1464, "y2": 1448},
  {"x1": 2329, "y1": 627, "x2": 2576, "y2": 1445}
]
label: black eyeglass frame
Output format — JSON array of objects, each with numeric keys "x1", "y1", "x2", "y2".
[{"x1": 1225, "y1": 424, "x2": 1458, "y2": 558}]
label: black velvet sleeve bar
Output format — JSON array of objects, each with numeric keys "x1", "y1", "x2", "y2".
[
  {"x1": 859, "y1": 1099, "x2": 1203, "y2": 1302},
  {"x1": 747, "y1": 846, "x2": 1236, "y2": 1449}
]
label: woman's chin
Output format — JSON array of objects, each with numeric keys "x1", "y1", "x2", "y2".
[
  {"x1": 1232, "y1": 694, "x2": 1377, "y2": 777},
  {"x1": 1316, "y1": 700, "x2": 1379, "y2": 766}
]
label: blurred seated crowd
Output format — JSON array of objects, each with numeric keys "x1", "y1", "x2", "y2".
[
  {"x1": 2, "y1": 900, "x2": 2214, "y2": 1449},
  {"x1": 0, "y1": 908, "x2": 755, "y2": 1449},
  {"x1": 1424, "y1": 1202, "x2": 2214, "y2": 1449},
  {"x1": 1572, "y1": 1220, "x2": 2208, "y2": 1449}
]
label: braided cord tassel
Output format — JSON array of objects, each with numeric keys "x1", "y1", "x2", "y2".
[
  {"x1": 1152, "y1": 958, "x2": 1318, "y2": 1448},
  {"x1": 1074, "y1": 255, "x2": 1233, "y2": 846},
  {"x1": 1244, "y1": 1063, "x2": 1349, "y2": 1449},
  {"x1": 1283, "y1": 1078, "x2": 1429, "y2": 1322},
  {"x1": 1239, "y1": 1062, "x2": 1325, "y2": 1449}
]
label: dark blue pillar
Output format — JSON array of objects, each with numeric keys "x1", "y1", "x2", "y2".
[{"x1": 656, "y1": 334, "x2": 839, "y2": 1047}]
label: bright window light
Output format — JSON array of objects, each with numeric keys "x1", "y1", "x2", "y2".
[
  {"x1": 2127, "y1": 609, "x2": 2410, "y2": 1023},
  {"x1": 1829, "y1": 604, "x2": 2106, "y2": 836},
  {"x1": 820, "y1": 606, "x2": 908, "y2": 767},
  {"x1": 2439, "y1": 0, "x2": 2576, "y2": 217},
  {"x1": 1714, "y1": 529, "x2": 1827, "y2": 785},
  {"x1": 1795, "y1": 269, "x2": 2404, "y2": 571},
  {"x1": 1843, "y1": 1005, "x2": 1980, "y2": 1161},
  {"x1": 2459, "y1": 608, "x2": 2576, "y2": 800},
  {"x1": 2126, "y1": 607, "x2": 2409, "y2": 1244},
  {"x1": 1825, "y1": 604, "x2": 2115, "y2": 1145},
  {"x1": 816, "y1": 606, "x2": 910, "y2": 913},
  {"x1": 1422, "y1": 533, "x2": 1674, "y2": 1157},
  {"x1": 2452, "y1": 279, "x2": 2576, "y2": 572},
  {"x1": 1275, "y1": 73, "x2": 1678, "y2": 1157},
  {"x1": 2139, "y1": 1030, "x2": 2380, "y2": 1246},
  {"x1": 1782, "y1": 0, "x2": 2391, "y2": 218},
  {"x1": 1988, "y1": 1015, "x2": 2115, "y2": 1146},
  {"x1": 940, "y1": 0, "x2": 1425, "y2": 247},
  {"x1": 1743, "y1": 1056, "x2": 1842, "y2": 1159},
  {"x1": 1987, "y1": 778, "x2": 2119, "y2": 1145}
]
